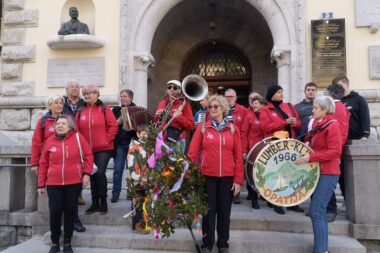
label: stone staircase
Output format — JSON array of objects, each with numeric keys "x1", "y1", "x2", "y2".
[{"x1": 1, "y1": 166, "x2": 367, "y2": 253}]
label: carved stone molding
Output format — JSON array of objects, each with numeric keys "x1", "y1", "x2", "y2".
[
  {"x1": 47, "y1": 34, "x2": 106, "y2": 50},
  {"x1": 133, "y1": 53, "x2": 155, "y2": 71},
  {"x1": 270, "y1": 50, "x2": 291, "y2": 67}
]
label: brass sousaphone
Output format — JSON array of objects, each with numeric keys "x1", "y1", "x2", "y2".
[{"x1": 157, "y1": 74, "x2": 208, "y2": 131}]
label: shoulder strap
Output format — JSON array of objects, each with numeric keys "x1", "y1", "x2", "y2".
[
  {"x1": 201, "y1": 125, "x2": 206, "y2": 135},
  {"x1": 230, "y1": 123, "x2": 235, "y2": 134},
  {"x1": 287, "y1": 103, "x2": 296, "y2": 117},
  {"x1": 40, "y1": 114, "x2": 48, "y2": 129},
  {"x1": 76, "y1": 133, "x2": 84, "y2": 165}
]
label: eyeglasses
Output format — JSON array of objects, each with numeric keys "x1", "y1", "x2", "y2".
[
  {"x1": 167, "y1": 85, "x2": 179, "y2": 91},
  {"x1": 82, "y1": 91, "x2": 95, "y2": 96},
  {"x1": 208, "y1": 104, "x2": 220, "y2": 110}
]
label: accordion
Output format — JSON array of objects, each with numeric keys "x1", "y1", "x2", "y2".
[{"x1": 120, "y1": 106, "x2": 154, "y2": 131}]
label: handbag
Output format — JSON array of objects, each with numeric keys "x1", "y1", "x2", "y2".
[{"x1": 76, "y1": 132, "x2": 98, "y2": 175}]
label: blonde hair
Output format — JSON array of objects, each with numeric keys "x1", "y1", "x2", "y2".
[
  {"x1": 46, "y1": 94, "x2": 64, "y2": 109},
  {"x1": 208, "y1": 94, "x2": 229, "y2": 117},
  {"x1": 82, "y1": 84, "x2": 100, "y2": 97}
]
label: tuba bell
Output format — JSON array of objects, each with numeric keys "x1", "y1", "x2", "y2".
[{"x1": 181, "y1": 74, "x2": 208, "y2": 101}]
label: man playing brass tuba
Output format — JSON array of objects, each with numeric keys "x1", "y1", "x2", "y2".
[{"x1": 155, "y1": 80, "x2": 195, "y2": 151}]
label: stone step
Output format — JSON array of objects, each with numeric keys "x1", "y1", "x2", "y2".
[
  {"x1": 0, "y1": 238, "x2": 192, "y2": 253},
  {"x1": 42, "y1": 225, "x2": 366, "y2": 253},
  {"x1": 77, "y1": 192, "x2": 350, "y2": 236}
]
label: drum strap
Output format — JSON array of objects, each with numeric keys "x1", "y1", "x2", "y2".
[{"x1": 298, "y1": 119, "x2": 336, "y2": 140}]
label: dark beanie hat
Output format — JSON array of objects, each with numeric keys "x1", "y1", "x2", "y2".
[{"x1": 266, "y1": 85, "x2": 283, "y2": 101}]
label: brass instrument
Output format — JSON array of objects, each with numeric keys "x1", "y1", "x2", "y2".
[{"x1": 156, "y1": 74, "x2": 208, "y2": 131}]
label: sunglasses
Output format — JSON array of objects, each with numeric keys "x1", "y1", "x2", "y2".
[
  {"x1": 167, "y1": 85, "x2": 179, "y2": 91},
  {"x1": 208, "y1": 104, "x2": 220, "y2": 110}
]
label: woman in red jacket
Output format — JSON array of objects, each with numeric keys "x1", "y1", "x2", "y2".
[
  {"x1": 76, "y1": 84, "x2": 118, "y2": 215},
  {"x1": 240, "y1": 95, "x2": 267, "y2": 209},
  {"x1": 188, "y1": 95, "x2": 244, "y2": 253},
  {"x1": 260, "y1": 85, "x2": 303, "y2": 215},
  {"x1": 37, "y1": 115, "x2": 93, "y2": 253},
  {"x1": 31, "y1": 94, "x2": 65, "y2": 174},
  {"x1": 295, "y1": 96, "x2": 342, "y2": 253}
]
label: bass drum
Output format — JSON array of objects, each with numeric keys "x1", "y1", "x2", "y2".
[
  {"x1": 245, "y1": 138, "x2": 320, "y2": 207},
  {"x1": 245, "y1": 137, "x2": 277, "y2": 191}
]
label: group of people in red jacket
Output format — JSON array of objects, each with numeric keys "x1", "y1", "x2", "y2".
[
  {"x1": 32, "y1": 75, "x2": 354, "y2": 253},
  {"x1": 31, "y1": 82, "x2": 118, "y2": 253}
]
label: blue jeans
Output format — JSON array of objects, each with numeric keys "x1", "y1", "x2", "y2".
[
  {"x1": 112, "y1": 145, "x2": 129, "y2": 197},
  {"x1": 310, "y1": 175, "x2": 339, "y2": 253}
]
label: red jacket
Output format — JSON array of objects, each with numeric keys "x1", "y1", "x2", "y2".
[
  {"x1": 334, "y1": 100, "x2": 350, "y2": 145},
  {"x1": 156, "y1": 97, "x2": 195, "y2": 139},
  {"x1": 187, "y1": 121, "x2": 244, "y2": 184},
  {"x1": 31, "y1": 113, "x2": 57, "y2": 166},
  {"x1": 307, "y1": 114, "x2": 343, "y2": 175},
  {"x1": 230, "y1": 103, "x2": 247, "y2": 130},
  {"x1": 76, "y1": 101, "x2": 118, "y2": 153},
  {"x1": 240, "y1": 108, "x2": 264, "y2": 154},
  {"x1": 260, "y1": 102, "x2": 301, "y2": 138},
  {"x1": 38, "y1": 131, "x2": 94, "y2": 187}
]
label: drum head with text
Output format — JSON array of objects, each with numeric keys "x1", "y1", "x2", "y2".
[{"x1": 253, "y1": 139, "x2": 320, "y2": 207}]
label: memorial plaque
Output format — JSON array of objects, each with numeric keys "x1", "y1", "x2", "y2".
[
  {"x1": 47, "y1": 57, "x2": 105, "y2": 87},
  {"x1": 369, "y1": 46, "x2": 380, "y2": 79},
  {"x1": 355, "y1": 0, "x2": 380, "y2": 27},
  {"x1": 311, "y1": 19, "x2": 346, "y2": 87}
]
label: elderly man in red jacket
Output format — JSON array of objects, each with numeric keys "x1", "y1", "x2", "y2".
[{"x1": 224, "y1": 88, "x2": 246, "y2": 204}]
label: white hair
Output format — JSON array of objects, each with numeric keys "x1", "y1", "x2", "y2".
[{"x1": 314, "y1": 95, "x2": 335, "y2": 114}]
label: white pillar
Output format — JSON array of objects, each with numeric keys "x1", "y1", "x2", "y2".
[
  {"x1": 271, "y1": 50, "x2": 291, "y2": 102},
  {"x1": 132, "y1": 54, "x2": 155, "y2": 108}
]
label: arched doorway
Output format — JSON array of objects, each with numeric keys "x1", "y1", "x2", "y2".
[
  {"x1": 121, "y1": 0, "x2": 306, "y2": 108},
  {"x1": 181, "y1": 41, "x2": 252, "y2": 106}
]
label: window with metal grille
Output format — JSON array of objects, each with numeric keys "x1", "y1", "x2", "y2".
[{"x1": 185, "y1": 47, "x2": 248, "y2": 77}]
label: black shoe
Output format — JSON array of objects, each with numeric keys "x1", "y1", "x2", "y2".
[
  {"x1": 201, "y1": 246, "x2": 212, "y2": 253},
  {"x1": 63, "y1": 244, "x2": 73, "y2": 253},
  {"x1": 219, "y1": 247, "x2": 229, "y2": 253},
  {"x1": 99, "y1": 197, "x2": 108, "y2": 215},
  {"x1": 73, "y1": 220, "x2": 86, "y2": 232},
  {"x1": 251, "y1": 201, "x2": 260, "y2": 209},
  {"x1": 274, "y1": 206, "x2": 285, "y2": 215},
  {"x1": 287, "y1": 205, "x2": 304, "y2": 213},
  {"x1": 111, "y1": 196, "x2": 119, "y2": 203},
  {"x1": 85, "y1": 204, "x2": 99, "y2": 214},
  {"x1": 85, "y1": 198, "x2": 99, "y2": 214},
  {"x1": 233, "y1": 195, "x2": 241, "y2": 204},
  {"x1": 48, "y1": 244, "x2": 60, "y2": 253}
]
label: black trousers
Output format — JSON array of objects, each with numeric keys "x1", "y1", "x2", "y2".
[
  {"x1": 91, "y1": 151, "x2": 112, "y2": 199},
  {"x1": 202, "y1": 176, "x2": 233, "y2": 250},
  {"x1": 47, "y1": 183, "x2": 82, "y2": 244}
]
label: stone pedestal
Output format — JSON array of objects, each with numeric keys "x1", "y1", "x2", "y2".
[
  {"x1": 0, "y1": 165, "x2": 25, "y2": 212},
  {"x1": 344, "y1": 139, "x2": 380, "y2": 239}
]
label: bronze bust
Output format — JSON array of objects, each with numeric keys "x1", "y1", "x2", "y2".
[{"x1": 58, "y1": 7, "x2": 90, "y2": 35}]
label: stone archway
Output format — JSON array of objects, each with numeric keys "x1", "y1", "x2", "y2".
[{"x1": 120, "y1": 0, "x2": 306, "y2": 108}]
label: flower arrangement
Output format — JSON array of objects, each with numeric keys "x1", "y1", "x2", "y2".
[{"x1": 126, "y1": 125, "x2": 208, "y2": 239}]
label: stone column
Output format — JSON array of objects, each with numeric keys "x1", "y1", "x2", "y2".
[
  {"x1": 24, "y1": 167, "x2": 37, "y2": 211},
  {"x1": 344, "y1": 139, "x2": 380, "y2": 240},
  {"x1": 271, "y1": 50, "x2": 291, "y2": 101},
  {"x1": 132, "y1": 53, "x2": 155, "y2": 108}
]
